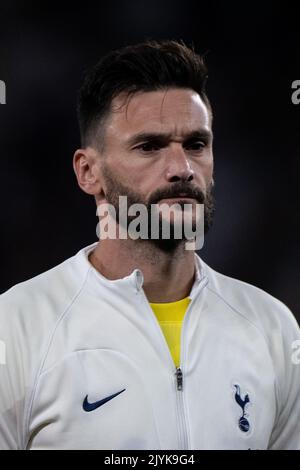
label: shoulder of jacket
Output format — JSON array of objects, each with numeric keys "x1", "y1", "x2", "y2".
[
  {"x1": 0, "y1": 249, "x2": 91, "y2": 337},
  {"x1": 199, "y1": 258, "x2": 299, "y2": 335}
]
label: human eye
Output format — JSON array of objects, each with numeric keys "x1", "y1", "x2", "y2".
[
  {"x1": 135, "y1": 141, "x2": 162, "y2": 153},
  {"x1": 185, "y1": 140, "x2": 206, "y2": 152}
]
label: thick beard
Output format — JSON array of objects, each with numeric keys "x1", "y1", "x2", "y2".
[{"x1": 101, "y1": 163, "x2": 215, "y2": 253}]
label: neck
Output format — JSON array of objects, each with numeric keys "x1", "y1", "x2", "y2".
[{"x1": 89, "y1": 237, "x2": 196, "y2": 303}]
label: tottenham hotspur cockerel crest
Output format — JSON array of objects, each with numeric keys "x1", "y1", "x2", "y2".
[{"x1": 234, "y1": 384, "x2": 251, "y2": 432}]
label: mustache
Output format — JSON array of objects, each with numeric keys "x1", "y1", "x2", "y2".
[{"x1": 148, "y1": 182, "x2": 205, "y2": 206}]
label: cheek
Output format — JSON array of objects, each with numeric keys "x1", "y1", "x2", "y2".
[
  {"x1": 194, "y1": 155, "x2": 214, "y2": 183},
  {"x1": 107, "y1": 151, "x2": 152, "y2": 180},
  {"x1": 120, "y1": 157, "x2": 156, "y2": 185},
  {"x1": 110, "y1": 163, "x2": 153, "y2": 198},
  {"x1": 206, "y1": 159, "x2": 214, "y2": 180}
]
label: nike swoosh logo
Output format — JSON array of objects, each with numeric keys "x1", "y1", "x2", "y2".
[{"x1": 82, "y1": 388, "x2": 126, "y2": 412}]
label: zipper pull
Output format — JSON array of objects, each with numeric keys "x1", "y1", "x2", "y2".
[{"x1": 176, "y1": 367, "x2": 183, "y2": 391}]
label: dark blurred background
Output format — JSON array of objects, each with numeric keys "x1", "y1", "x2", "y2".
[{"x1": 0, "y1": 1, "x2": 299, "y2": 321}]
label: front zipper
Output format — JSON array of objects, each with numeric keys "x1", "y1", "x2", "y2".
[
  {"x1": 137, "y1": 276, "x2": 208, "y2": 449},
  {"x1": 176, "y1": 367, "x2": 183, "y2": 391},
  {"x1": 175, "y1": 366, "x2": 187, "y2": 449}
]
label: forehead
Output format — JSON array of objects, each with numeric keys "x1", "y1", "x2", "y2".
[{"x1": 105, "y1": 88, "x2": 211, "y2": 141}]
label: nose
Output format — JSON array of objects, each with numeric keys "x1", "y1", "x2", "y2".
[{"x1": 165, "y1": 145, "x2": 194, "y2": 183}]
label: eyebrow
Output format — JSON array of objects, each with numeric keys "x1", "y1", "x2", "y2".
[{"x1": 126, "y1": 129, "x2": 213, "y2": 148}]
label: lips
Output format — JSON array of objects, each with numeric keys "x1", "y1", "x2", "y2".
[{"x1": 159, "y1": 195, "x2": 196, "y2": 201}]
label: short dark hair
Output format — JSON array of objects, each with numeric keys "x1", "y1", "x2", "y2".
[{"x1": 77, "y1": 39, "x2": 211, "y2": 148}]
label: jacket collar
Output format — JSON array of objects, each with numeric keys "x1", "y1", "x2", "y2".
[{"x1": 79, "y1": 242, "x2": 208, "y2": 299}]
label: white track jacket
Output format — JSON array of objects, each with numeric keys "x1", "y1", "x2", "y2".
[{"x1": 0, "y1": 243, "x2": 299, "y2": 450}]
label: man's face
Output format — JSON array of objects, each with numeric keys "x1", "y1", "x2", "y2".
[{"x1": 98, "y1": 88, "x2": 214, "y2": 248}]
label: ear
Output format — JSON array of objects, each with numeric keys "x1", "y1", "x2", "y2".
[{"x1": 73, "y1": 147, "x2": 103, "y2": 197}]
